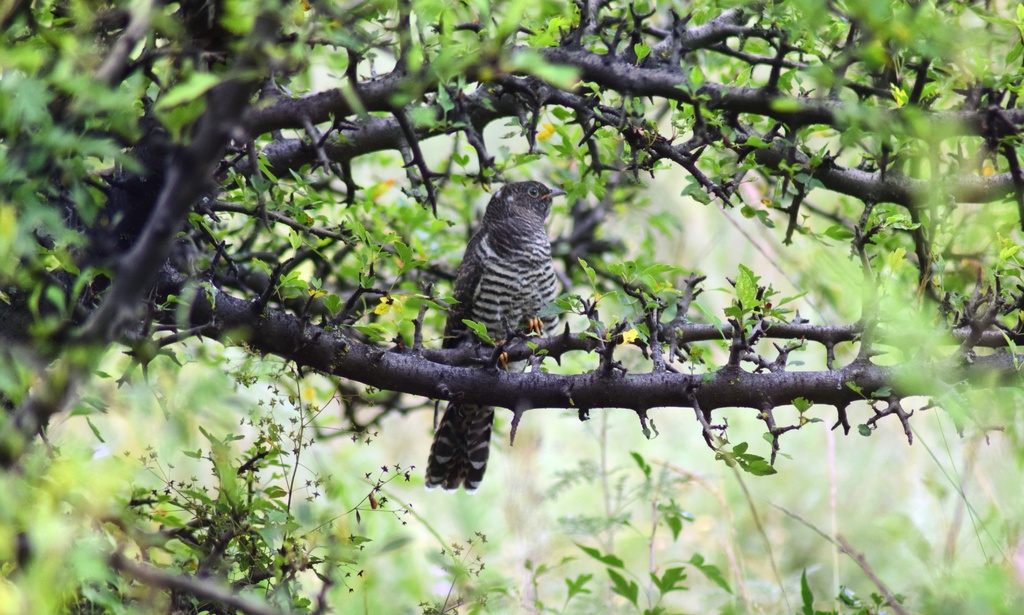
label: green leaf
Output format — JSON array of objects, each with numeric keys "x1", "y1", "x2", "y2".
[
  {"x1": 156, "y1": 73, "x2": 221, "y2": 111},
  {"x1": 640, "y1": 263, "x2": 678, "y2": 279},
  {"x1": 508, "y1": 51, "x2": 581, "y2": 88},
  {"x1": 886, "y1": 247, "x2": 906, "y2": 272},
  {"x1": 792, "y1": 397, "x2": 812, "y2": 412},
  {"x1": 608, "y1": 260, "x2": 638, "y2": 282},
  {"x1": 264, "y1": 486, "x2": 288, "y2": 498},
  {"x1": 86, "y1": 417, "x2": 105, "y2": 443},
  {"x1": 461, "y1": 319, "x2": 494, "y2": 345},
  {"x1": 739, "y1": 455, "x2": 777, "y2": 476},
  {"x1": 872, "y1": 386, "x2": 893, "y2": 398},
  {"x1": 800, "y1": 569, "x2": 815, "y2": 615},
  {"x1": 323, "y1": 294, "x2": 342, "y2": 316},
  {"x1": 734, "y1": 264, "x2": 759, "y2": 309},
  {"x1": 565, "y1": 573, "x2": 593, "y2": 602},
  {"x1": 882, "y1": 214, "x2": 919, "y2": 230},
  {"x1": 682, "y1": 180, "x2": 712, "y2": 205},
  {"x1": 857, "y1": 424, "x2": 872, "y2": 437},
  {"x1": 890, "y1": 84, "x2": 909, "y2": 108},
  {"x1": 650, "y1": 566, "x2": 687, "y2": 595},
  {"x1": 689, "y1": 64, "x2": 705, "y2": 86},
  {"x1": 634, "y1": 43, "x2": 651, "y2": 64},
  {"x1": 721, "y1": 443, "x2": 777, "y2": 476},
  {"x1": 823, "y1": 224, "x2": 854, "y2": 241},
  {"x1": 393, "y1": 240, "x2": 413, "y2": 266},
  {"x1": 692, "y1": 302, "x2": 725, "y2": 335},
  {"x1": 575, "y1": 544, "x2": 624, "y2": 569},
  {"x1": 630, "y1": 451, "x2": 652, "y2": 479},
  {"x1": 665, "y1": 514, "x2": 682, "y2": 542},
  {"x1": 606, "y1": 568, "x2": 639, "y2": 606},
  {"x1": 578, "y1": 258, "x2": 597, "y2": 287},
  {"x1": 1007, "y1": 40, "x2": 1024, "y2": 65},
  {"x1": 688, "y1": 554, "x2": 731, "y2": 593}
]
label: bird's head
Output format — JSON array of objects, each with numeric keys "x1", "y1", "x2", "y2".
[{"x1": 483, "y1": 181, "x2": 566, "y2": 222}]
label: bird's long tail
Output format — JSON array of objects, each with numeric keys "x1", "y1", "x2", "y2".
[{"x1": 425, "y1": 404, "x2": 494, "y2": 491}]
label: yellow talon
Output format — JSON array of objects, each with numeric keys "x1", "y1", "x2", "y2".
[
  {"x1": 527, "y1": 316, "x2": 544, "y2": 335},
  {"x1": 499, "y1": 351, "x2": 509, "y2": 371}
]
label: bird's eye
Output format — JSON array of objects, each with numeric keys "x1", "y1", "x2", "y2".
[{"x1": 528, "y1": 187, "x2": 539, "y2": 198}]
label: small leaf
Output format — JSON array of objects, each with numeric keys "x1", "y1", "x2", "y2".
[
  {"x1": 393, "y1": 240, "x2": 412, "y2": 266},
  {"x1": 692, "y1": 302, "x2": 725, "y2": 334},
  {"x1": 871, "y1": 386, "x2": 893, "y2": 398},
  {"x1": 86, "y1": 417, "x2": 105, "y2": 443},
  {"x1": 634, "y1": 43, "x2": 651, "y2": 64},
  {"x1": 575, "y1": 544, "x2": 624, "y2": 568},
  {"x1": 608, "y1": 260, "x2": 638, "y2": 282},
  {"x1": 508, "y1": 51, "x2": 581, "y2": 88},
  {"x1": 886, "y1": 247, "x2": 906, "y2": 272},
  {"x1": 156, "y1": 73, "x2": 221, "y2": 110},
  {"x1": 606, "y1": 569, "x2": 639, "y2": 606},
  {"x1": 323, "y1": 294, "x2": 342, "y2": 315},
  {"x1": 462, "y1": 319, "x2": 494, "y2": 345},
  {"x1": 565, "y1": 573, "x2": 593, "y2": 602},
  {"x1": 740, "y1": 456, "x2": 777, "y2": 476},
  {"x1": 578, "y1": 258, "x2": 597, "y2": 287},
  {"x1": 630, "y1": 451, "x2": 651, "y2": 479},
  {"x1": 823, "y1": 225, "x2": 854, "y2": 241},
  {"x1": 650, "y1": 566, "x2": 687, "y2": 595},
  {"x1": 800, "y1": 569, "x2": 815, "y2": 615},
  {"x1": 682, "y1": 180, "x2": 712, "y2": 204},
  {"x1": 890, "y1": 84, "x2": 909, "y2": 108},
  {"x1": 688, "y1": 554, "x2": 731, "y2": 593},
  {"x1": 264, "y1": 486, "x2": 288, "y2": 498},
  {"x1": 665, "y1": 515, "x2": 682, "y2": 542},
  {"x1": 734, "y1": 264, "x2": 759, "y2": 309}
]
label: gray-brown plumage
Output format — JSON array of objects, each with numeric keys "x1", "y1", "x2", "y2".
[{"x1": 425, "y1": 181, "x2": 564, "y2": 491}]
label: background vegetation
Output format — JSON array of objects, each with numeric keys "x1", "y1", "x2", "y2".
[{"x1": 2, "y1": 0, "x2": 1024, "y2": 613}]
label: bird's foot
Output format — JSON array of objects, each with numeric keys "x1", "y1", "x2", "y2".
[{"x1": 526, "y1": 316, "x2": 544, "y2": 336}]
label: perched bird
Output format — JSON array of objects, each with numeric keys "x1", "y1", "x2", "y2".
[{"x1": 425, "y1": 181, "x2": 565, "y2": 491}]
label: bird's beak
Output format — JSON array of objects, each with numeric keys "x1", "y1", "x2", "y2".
[{"x1": 544, "y1": 188, "x2": 567, "y2": 200}]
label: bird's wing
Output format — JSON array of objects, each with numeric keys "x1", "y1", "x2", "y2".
[{"x1": 442, "y1": 230, "x2": 486, "y2": 349}]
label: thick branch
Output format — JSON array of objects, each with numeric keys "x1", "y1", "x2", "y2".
[
  {"x1": 254, "y1": 75, "x2": 1015, "y2": 210},
  {"x1": 247, "y1": 41, "x2": 1024, "y2": 146},
  {"x1": 180, "y1": 278, "x2": 1023, "y2": 414},
  {"x1": 111, "y1": 552, "x2": 286, "y2": 615},
  {"x1": 753, "y1": 142, "x2": 1016, "y2": 207}
]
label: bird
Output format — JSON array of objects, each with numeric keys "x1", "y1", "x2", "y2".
[{"x1": 425, "y1": 181, "x2": 565, "y2": 492}]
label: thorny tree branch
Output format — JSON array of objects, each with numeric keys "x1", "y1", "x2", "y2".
[{"x1": 159, "y1": 273, "x2": 1023, "y2": 417}]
